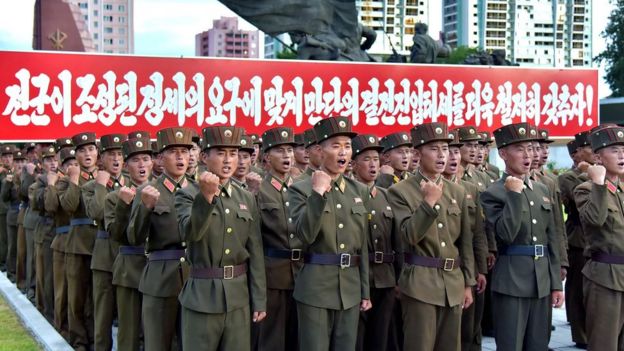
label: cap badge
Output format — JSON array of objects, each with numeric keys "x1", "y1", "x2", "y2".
[
  {"x1": 175, "y1": 131, "x2": 184, "y2": 139},
  {"x1": 81, "y1": 135, "x2": 88, "y2": 141},
  {"x1": 448, "y1": 133, "x2": 454, "y2": 139},
  {"x1": 66, "y1": 139, "x2": 71, "y2": 144},
  {"x1": 70, "y1": 150, "x2": 75, "y2": 155},
  {"x1": 241, "y1": 139, "x2": 247, "y2": 146},
  {"x1": 518, "y1": 127, "x2": 526, "y2": 135},
  {"x1": 541, "y1": 131, "x2": 547, "y2": 138},
  {"x1": 224, "y1": 130, "x2": 232, "y2": 138},
  {"x1": 368, "y1": 136, "x2": 376, "y2": 143},
  {"x1": 435, "y1": 127, "x2": 443, "y2": 135},
  {"x1": 136, "y1": 133, "x2": 142, "y2": 138},
  {"x1": 469, "y1": 128, "x2": 475, "y2": 134},
  {"x1": 402, "y1": 134, "x2": 409, "y2": 141},
  {"x1": 338, "y1": 121, "x2": 347, "y2": 128},
  {"x1": 618, "y1": 131, "x2": 624, "y2": 139},
  {"x1": 136, "y1": 141, "x2": 143, "y2": 147},
  {"x1": 113, "y1": 137, "x2": 120, "y2": 143},
  {"x1": 530, "y1": 129, "x2": 537, "y2": 136},
  {"x1": 281, "y1": 131, "x2": 289, "y2": 139}
]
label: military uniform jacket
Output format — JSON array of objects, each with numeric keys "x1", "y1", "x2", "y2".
[
  {"x1": 463, "y1": 167, "x2": 497, "y2": 253},
  {"x1": 531, "y1": 169, "x2": 569, "y2": 267},
  {"x1": 375, "y1": 171, "x2": 410, "y2": 189},
  {"x1": 175, "y1": 180, "x2": 267, "y2": 313},
  {"x1": 83, "y1": 176, "x2": 128, "y2": 272},
  {"x1": 288, "y1": 174, "x2": 370, "y2": 310},
  {"x1": 257, "y1": 174, "x2": 303, "y2": 290},
  {"x1": 1, "y1": 176, "x2": 21, "y2": 226},
  {"x1": 485, "y1": 162, "x2": 501, "y2": 180},
  {"x1": 57, "y1": 169, "x2": 99, "y2": 255},
  {"x1": 366, "y1": 185, "x2": 397, "y2": 289},
  {"x1": 21, "y1": 172, "x2": 40, "y2": 231},
  {"x1": 0, "y1": 171, "x2": 8, "y2": 215},
  {"x1": 558, "y1": 168, "x2": 588, "y2": 250},
  {"x1": 388, "y1": 172, "x2": 475, "y2": 307},
  {"x1": 105, "y1": 185, "x2": 146, "y2": 289},
  {"x1": 127, "y1": 174, "x2": 192, "y2": 297},
  {"x1": 294, "y1": 167, "x2": 314, "y2": 183},
  {"x1": 44, "y1": 171, "x2": 71, "y2": 253},
  {"x1": 481, "y1": 174, "x2": 563, "y2": 298},
  {"x1": 575, "y1": 180, "x2": 624, "y2": 292},
  {"x1": 458, "y1": 178, "x2": 488, "y2": 275},
  {"x1": 32, "y1": 173, "x2": 54, "y2": 245}
]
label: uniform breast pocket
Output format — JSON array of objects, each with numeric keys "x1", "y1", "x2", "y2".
[
  {"x1": 466, "y1": 201, "x2": 477, "y2": 216},
  {"x1": 260, "y1": 202, "x2": 280, "y2": 213},
  {"x1": 236, "y1": 210, "x2": 254, "y2": 222},
  {"x1": 351, "y1": 205, "x2": 367, "y2": 216},
  {"x1": 447, "y1": 205, "x2": 461, "y2": 216},
  {"x1": 153, "y1": 205, "x2": 171, "y2": 216},
  {"x1": 541, "y1": 203, "x2": 552, "y2": 212},
  {"x1": 383, "y1": 209, "x2": 394, "y2": 219}
]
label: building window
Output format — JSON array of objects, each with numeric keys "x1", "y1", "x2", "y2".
[
  {"x1": 119, "y1": 28, "x2": 125, "y2": 34},
  {"x1": 94, "y1": 21, "x2": 99, "y2": 28},
  {"x1": 93, "y1": 10, "x2": 98, "y2": 16},
  {"x1": 79, "y1": 3, "x2": 88, "y2": 9},
  {"x1": 104, "y1": 4, "x2": 113, "y2": 10},
  {"x1": 84, "y1": 15, "x2": 88, "y2": 21},
  {"x1": 118, "y1": 5, "x2": 125, "y2": 11},
  {"x1": 119, "y1": 39, "x2": 125, "y2": 45},
  {"x1": 118, "y1": 16, "x2": 125, "y2": 23},
  {"x1": 104, "y1": 27, "x2": 113, "y2": 33},
  {"x1": 104, "y1": 16, "x2": 113, "y2": 22},
  {"x1": 94, "y1": 33, "x2": 98, "y2": 39},
  {"x1": 104, "y1": 38, "x2": 113, "y2": 45}
]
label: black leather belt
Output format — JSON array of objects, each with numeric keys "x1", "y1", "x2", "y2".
[
  {"x1": 501, "y1": 245, "x2": 547, "y2": 258},
  {"x1": 369, "y1": 251, "x2": 395, "y2": 264},
  {"x1": 119, "y1": 245, "x2": 145, "y2": 256},
  {"x1": 147, "y1": 249, "x2": 185, "y2": 261},
  {"x1": 96, "y1": 230, "x2": 109, "y2": 239},
  {"x1": 190, "y1": 263, "x2": 247, "y2": 280},
  {"x1": 304, "y1": 253, "x2": 361, "y2": 268},
  {"x1": 404, "y1": 253, "x2": 461, "y2": 271},
  {"x1": 265, "y1": 248, "x2": 302, "y2": 261},
  {"x1": 591, "y1": 252, "x2": 624, "y2": 265}
]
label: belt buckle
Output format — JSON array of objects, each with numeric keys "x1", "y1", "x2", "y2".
[
  {"x1": 534, "y1": 245, "x2": 544, "y2": 258},
  {"x1": 374, "y1": 251, "x2": 384, "y2": 264},
  {"x1": 340, "y1": 253, "x2": 351, "y2": 269},
  {"x1": 291, "y1": 249, "x2": 302, "y2": 261},
  {"x1": 223, "y1": 265, "x2": 234, "y2": 280},
  {"x1": 443, "y1": 258, "x2": 455, "y2": 272}
]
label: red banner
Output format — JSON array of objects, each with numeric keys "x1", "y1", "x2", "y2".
[{"x1": 0, "y1": 50, "x2": 598, "y2": 141}]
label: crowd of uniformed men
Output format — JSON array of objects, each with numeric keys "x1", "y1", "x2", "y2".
[{"x1": 0, "y1": 116, "x2": 622, "y2": 351}]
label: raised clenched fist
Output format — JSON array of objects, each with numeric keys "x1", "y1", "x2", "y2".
[
  {"x1": 311, "y1": 170, "x2": 332, "y2": 195},
  {"x1": 67, "y1": 164, "x2": 80, "y2": 185},
  {"x1": 421, "y1": 180, "x2": 443, "y2": 208},
  {"x1": 245, "y1": 172, "x2": 262, "y2": 195},
  {"x1": 118, "y1": 186, "x2": 136, "y2": 205},
  {"x1": 380, "y1": 165, "x2": 395, "y2": 175},
  {"x1": 141, "y1": 185, "x2": 160, "y2": 210},
  {"x1": 5, "y1": 174, "x2": 14, "y2": 183},
  {"x1": 504, "y1": 176, "x2": 524, "y2": 193},
  {"x1": 96, "y1": 170, "x2": 111, "y2": 187},
  {"x1": 587, "y1": 164, "x2": 606, "y2": 185},
  {"x1": 578, "y1": 161, "x2": 590, "y2": 173},
  {"x1": 25, "y1": 163, "x2": 36, "y2": 175},
  {"x1": 199, "y1": 171, "x2": 220, "y2": 202},
  {"x1": 46, "y1": 172, "x2": 59, "y2": 186}
]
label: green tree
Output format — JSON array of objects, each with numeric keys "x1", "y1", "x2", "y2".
[
  {"x1": 594, "y1": 0, "x2": 624, "y2": 97},
  {"x1": 276, "y1": 48, "x2": 297, "y2": 60},
  {"x1": 436, "y1": 46, "x2": 480, "y2": 64}
]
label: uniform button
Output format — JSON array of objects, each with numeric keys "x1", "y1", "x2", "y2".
[
  {"x1": 478, "y1": 182, "x2": 483, "y2": 187},
  {"x1": 371, "y1": 210, "x2": 375, "y2": 215},
  {"x1": 335, "y1": 187, "x2": 339, "y2": 191},
  {"x1": 437, "y1": 223, "x2": 444, "y2": 229},
  {"x1": 451, "y1": 199, "x2": 457, "y2": 204},
  {"x1": 533, "y1": 236, "x2": 537, "y2": 242},
  {"x1": 337, "y1": 204, "x2": 342, "y2": 209},
  {"x1": 285, "y1": 202, "x2": 289, "y2": 207},
  {"x1": 283, "y1": 188, "x2": 287, "y2": 192},
  {"x1": 179, "y1": 257, "x2": 186, "y2": 263},
  {"x1": 289, "y1": 233, "x2": 294, "y2": 239},
  {"x1": 225, "y1": 208, "x2": 230, "y2": 214},
  {"x1": 226, "y1": 227, "x2": 233, "y2": 233},
  {"x1": 288, "y1": 218, "x2": 293, "y2": 223},
  {"x1": 532, "y1": 219, "x2": 537, "y2": 224},
  {"x1": 374, "y1": 239, "x2": 378, "y2": 244},
  {"x1": 434, "y1": 204, "x2": 440, "y2": 210},
  {"x1": 338, "y1": 223, "x2": 344, "y2": 229},
  {"x1": 441, "y1": 242, "x2": 446, "y2": 247},
  {"x1": 386, "y1": 206, "x2": 391, "y2": 210},
  {"x1": 181, "y1": 242, "x2": 186, "y2": 247},
  {"x1": 529, "y1": 201, "x2": 534, "y2": 206},
  {"x1": 339, "y1": 243, "x2": 345, "y2": 249},
  {"x1": 373, "y1": 224, "x2": 377, "y2": 229},
  {"x1": 225, "y1": 249, "x2": 230, "y2": 255}
]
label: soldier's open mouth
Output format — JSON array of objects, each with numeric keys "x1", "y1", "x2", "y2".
[
  {"x1": 283, "y1": 160, "x2": 291, "y2": 166},
  {"x1": 523, "y1": 161, "x2": 531, "y2": 167},
  {"x1": 337, "y1": 159, "x2": 347, "y2": 166},
  {"x1": 449, "y1": 161, "x2": 458, "y2": 167},
  {"x1": 176, "y1": 162, "x2": 185, "y2": 168},
  {"x1": 139, "y1": 169, "x2": 146, "y2": 176}
]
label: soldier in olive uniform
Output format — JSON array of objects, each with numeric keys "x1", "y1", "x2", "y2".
[
  {"x1": 296, "y1": 128, "x2": 321, "y2": 182},
  {"x1": 387, "y1": 122, "x2": 475, "y2": 351},
  {"x1": 1, "y1": 144, "x2": 17, "y2": 282},
  {"x1": 83, "y1": 133, "x2": 129, "y2": 351},
  {"x1": 478, "y1": 131, "x2": 500, "y2": 180},
  {"x1": 293, "y1": 132, "x2": 309, "y2": 175},
  {"x1": 558, "y1": 135, "x2": 589, "y2": 348},
  {"x1": 480, "y1": 123, "x2": 564, "y2": 351},
  {"x1": 127, "y1": 127, "x2": 195, "y2": 351},
  {"x1": 376, "y1": 131, "x2": 412, "y2": 189},
  {"x1": 288, "y1": 117, "x2": 371, "y2": 351},
  {"x1": 45, "y1": 143, "x2": 77, "y2": 340},
  {"x1": 455, "y1": 126, "x2": 492, "y2": 192},
  {"x1": 249, "y1": 133, "x2": 266, "y2": 177},
  {"x1": 4, "y1": 150, "x2": 27, "y2": 288},
  {"x1": 104, "y1": 136, "x2": 153, "y2": 351},
  {"x1": 21, "y1": 148, "x2": 42, "y2": 301},
  {"x1": 252, "y1": 127, "x2": 301, "y2": 351},
  {"x1": 0, "y1": 144, "x2": 13, "y2": 273},
  {"x1": 32, "y1": 145, "x2": 59, "y2": 322},
  {"x1": 574, "y1": 125, "x2": 624, "y2": 351},
  {"x1": 57, "y1": 132, "x2": 100, "y2": 350},
  {"x1": 351, "y1": 134, "x2": 398, "y2": 351},
  {"x1": 174, "y1": 126, "x2": 266, "y2": 350},
  {"x1": 232, "y1": 135, "x2": 262, "y2": 194},
  {"x1": 443, "y1": 130, "x2": 489, "y2": 351}
]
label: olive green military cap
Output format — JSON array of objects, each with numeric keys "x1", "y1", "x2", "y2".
[
  {"x1": 303, "y1": 128, "x2": 317, "y2": 148},
  {"x1": 127, "y1": 130, "x2": 150, "y2": 140},
  {"x1": 566, "y1": 139, "x2": 578, "y2": 155},
  {"x1": 574, "y1": 130, "x2": 591, "y2": 148},
  {"x1": 478, "y1": 131, "x2": 494, "y2": 145},
  {"x1": 122, "y1": 138, "x2": 152, "y2": 160},
  {"x1": 239, "y1": 135, "x2": 255, "y2": 153},
  {"x1": 248, "y1": 133, "x2": 262, "y2": 145},
  {"x1": 449, "y1": 129, "x2": 463, "y2": 148},
  {"x1": 379, "y1": 131, "x2": 411, "y2": 153},
  {"x1": 1, "y1": 144, "x2": 17, "y2": 155},
  {"x1": 590, "y1": 125, "x2": 624, "y2": 152},
  {"x1": 59, "y1": 148, "x2": 76, "y2": 164},
  {"x1": 492, "y1": 122, "x2": 540, "y2": 148},
  {"x1": 294, "y1": 133, "x2": 306, "y2": 147},
  {"x1": 313, "y1": 116, "x2": 357, "y2": 144},
  {"x1": 455, "y1": 126, "x2": 482, "y2": 142},
  {"x1": 262, "y1": 127, "x2": 296, "y2": 153},
  {"x1": 411, "y1": 122, "x2": 453, "y2": 147},
  {"x1": 55, "y1": 137, "x2": 73, "y2": 152},
  {"x1": 99, "y1": 134, "x2": 127, "y2": 153},
  {"x1": 538, "y1": 129, "x2": 554, "y2": 144},
  {"x1": 201, "y1": 126, "x2": 244, "y2": 150},
  {"x1": 13, "y1": 150, "x2": 26, "y2": 160},
  {"x1": 351, "y1": 134, "x2": 383, "y2": 158},
  {"x1": 156, "y1": 127, "x2": 195, "y2": 152},
  {"x1": 71, "y1": 132, "x2": 97, "y2": 149},
  {"x1": 42, "y1": 145, "x2": 57, "y2": 158}
]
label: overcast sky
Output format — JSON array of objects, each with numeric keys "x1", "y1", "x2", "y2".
[{"x1": 0, "y1": 0, "x2": 615, "y2": 97}]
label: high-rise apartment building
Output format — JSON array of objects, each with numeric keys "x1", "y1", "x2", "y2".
[
  {"x1": 357, "y1": 0, "x2": 436, "y2": 56},
  {"x1": 33, "y1": 0, "x2": 134, "y2": 54},
  {"x1": 443, "y1": 0, "x2": 593, "y2": 67},
  {"x1": 195, "y1": 17, "x2": 260, "y2": 58}
]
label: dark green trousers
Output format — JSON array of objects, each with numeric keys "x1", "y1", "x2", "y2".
[
  {"x1": 0, "y1": 214, "x2": 6, "y2": 270},
  {"x1": 584, "y1": 278, "x2": 624, "y2": 351},
  {"x1": 116, "y1": 285, "x2": 142, "y2": 351},
  {"x1": 5, "y1": 222, "x2": 17, "y2": 281},
  {"x1": 142, "y1": 294, "x2": 180, "y2": 351},
  {"x1": 357, "y1": 287, "x2": 395, "y2": 351},
  {"x1": 25, "y1": 227, "x2": 36, "y2": 295},
  {"x1": 93, "y1": 269, "x2": 115, "y2": 351},
  {"x1": 400, "y1": 294, "x2": 461, "y2": 351},
  {"x1": 53, "y1": 248, "x2": 69, "y2": 340},
  {"x1": 461, "y1": 286, "x2": 485, "y2": 351},
  {"x1": 252, "y1": 288, "x2": 297, "y2": 351},
  {"x1": 182, "y1": 304, "x2": 251, "y2": 351},
  {"x1": 35, "y1": 239, "x2": 54, "y2": 321},
  {"x1": 492, "y1": 292, "x2": 550, "y2": 351},
  {"x1": 565, "y1": 248, "x2": 587, "y2": 344},
  {"x1": 66, "y1": 253, "x2": 94, "y2": 351},
  {"x1": 297, "y1": 301, "x2": 360, "y2": 351}
]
